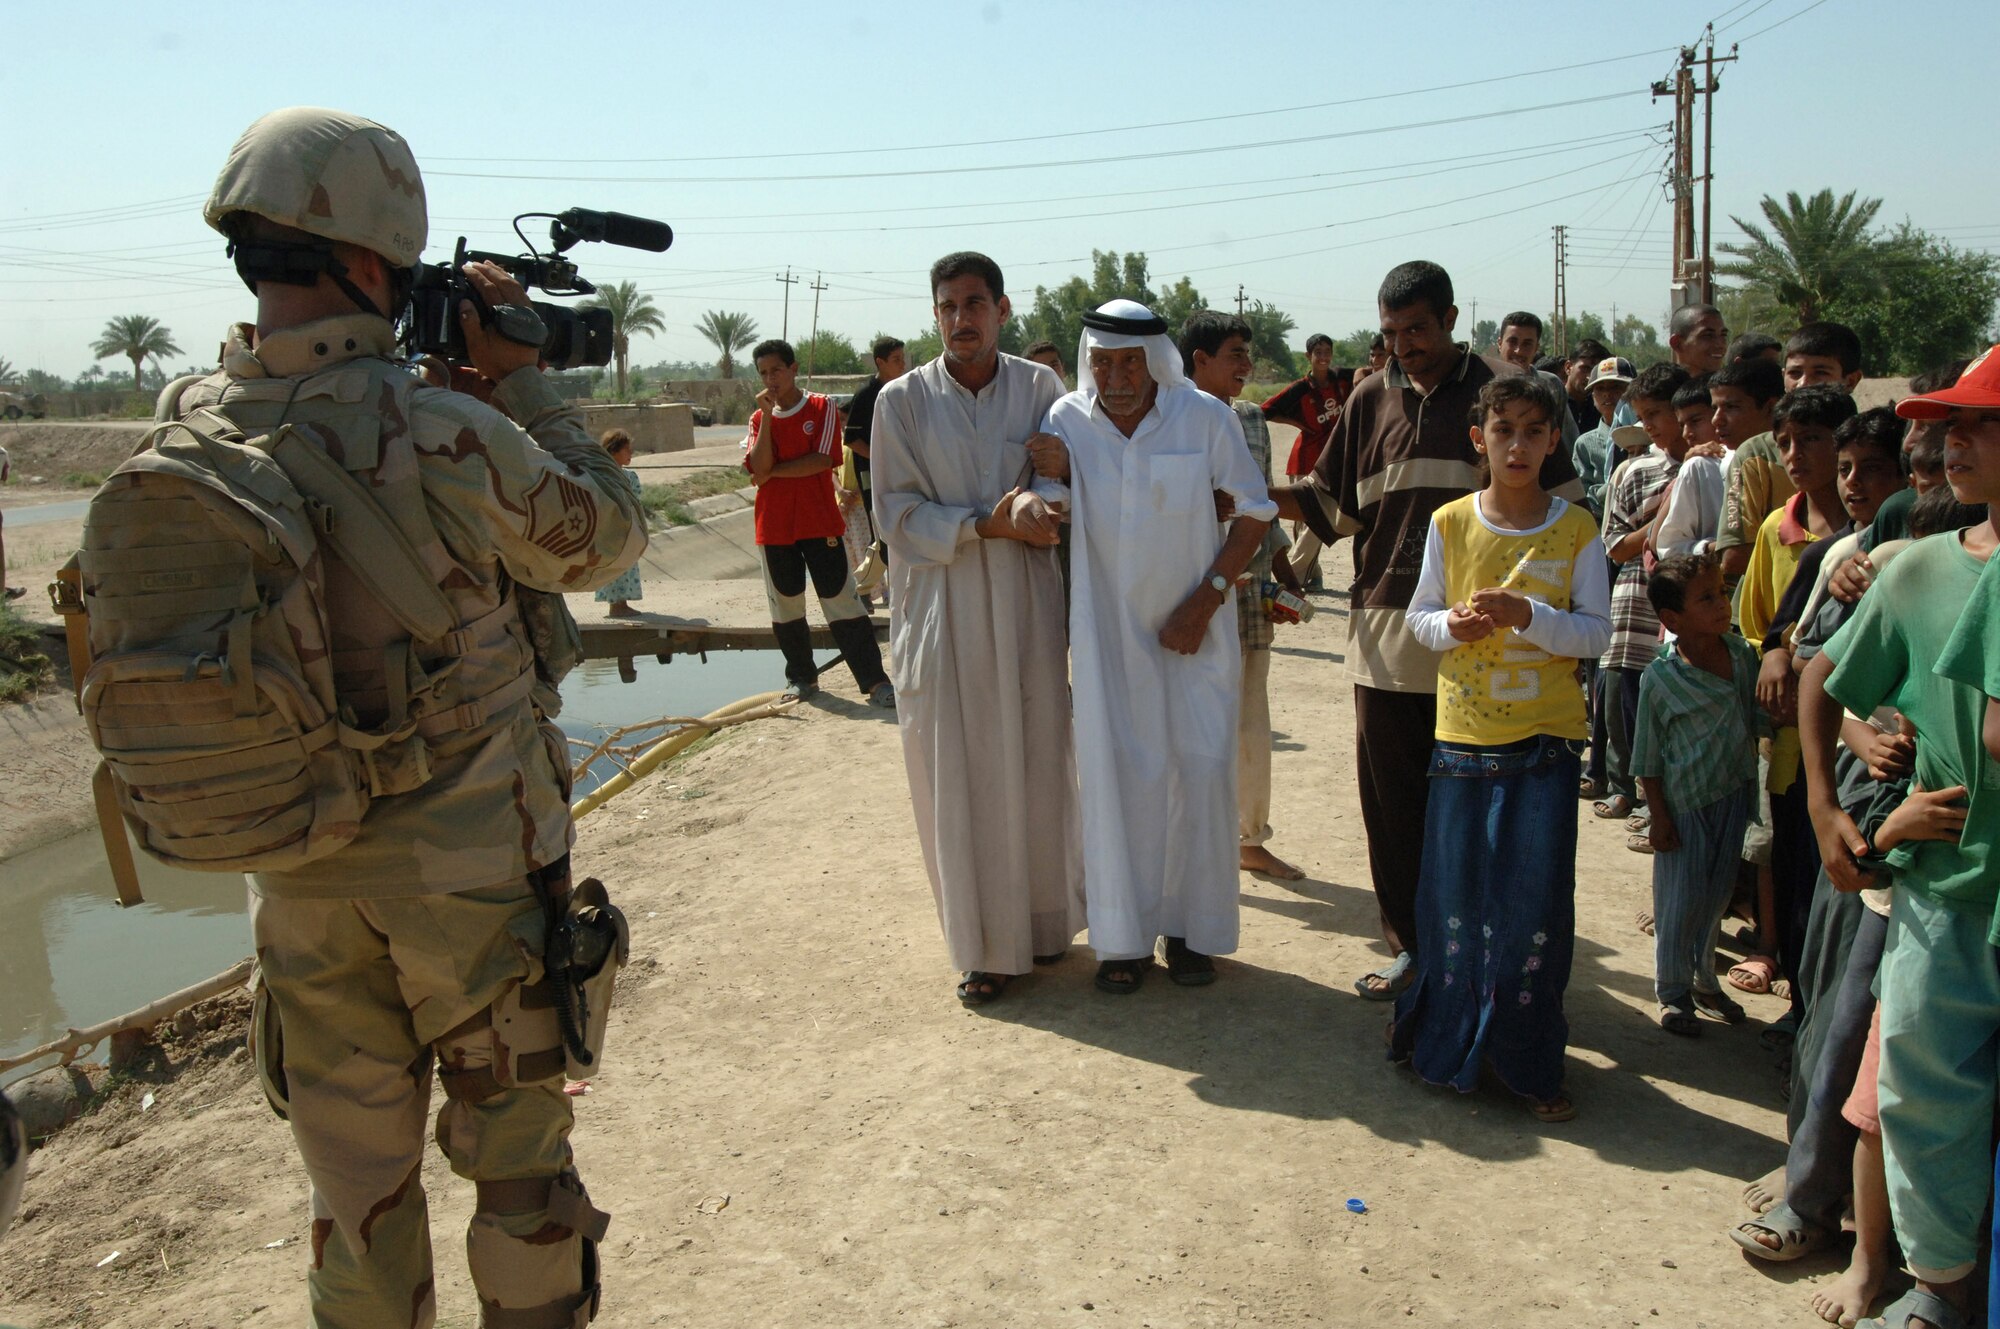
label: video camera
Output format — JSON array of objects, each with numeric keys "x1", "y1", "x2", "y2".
[{"x1": 401, "y1": 208, "x2": 673, "y2": 371}]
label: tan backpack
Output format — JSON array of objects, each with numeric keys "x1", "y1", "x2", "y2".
[{"x1": 74, "y1": 407, "x2": 466, "y2": 873}]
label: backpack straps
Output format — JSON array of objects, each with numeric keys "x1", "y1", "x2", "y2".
[{"x1": 259, "y1": 424, "x2": 459, "y2": 647}]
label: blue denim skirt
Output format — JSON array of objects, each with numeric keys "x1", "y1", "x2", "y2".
[{"x1": 1391, "y1": 735, "x2": 1581, "y2": 1105}]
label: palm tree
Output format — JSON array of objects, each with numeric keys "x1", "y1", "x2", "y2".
[
  {"x1": 695, "y1": 310, "x2": 759, "y2": 380},
  {"x1": 92, "y1": 315, "x2": 183, "y2": 390},
  {"x1": 0, "y1": 357, "x2": 14, "y2": 384},
  {"x1": 579, "y1": 281, "x2": 665, "y2": 399},
  {"x1": 1717, "y1": 189, "x2": 1884, "y2": 326}
]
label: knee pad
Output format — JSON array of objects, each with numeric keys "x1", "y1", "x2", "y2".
[{"x1": 470, "y1": 1170, "x2": 609, "y2": 1328}]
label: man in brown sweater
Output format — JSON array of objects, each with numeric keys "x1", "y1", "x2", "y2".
[{"x1": 1268, "y1": 260, "x2": 1584, "y2": 998}]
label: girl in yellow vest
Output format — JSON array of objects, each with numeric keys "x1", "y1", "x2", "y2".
[{"x1": 1389, "y1": 374, "x2": 1612, "y2": 1124}]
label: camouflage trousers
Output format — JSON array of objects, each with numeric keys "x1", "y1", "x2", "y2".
[{"x1": 248, "y1": 876, "x2": 607, "y2": 1329}]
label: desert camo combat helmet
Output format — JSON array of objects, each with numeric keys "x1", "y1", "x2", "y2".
[{"x1": 204, "y1": 107, "x2": 427, "y2": 268}]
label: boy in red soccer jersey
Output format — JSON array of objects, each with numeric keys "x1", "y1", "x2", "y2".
[{"x1": 746, "y1": 339, "x2": 895, "y2": 705}]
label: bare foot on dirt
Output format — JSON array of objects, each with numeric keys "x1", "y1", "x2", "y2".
[
  {"x1": 1240, "y1": 845, "x2": 1305, "y2": 880},
  {"x1": 1743, "y1": 1165, "x2": 1784, "y2": 1214},
  {"x1": 607, "y1": 602, "x2": 640, "y2": 618},
  {"x1": 1809, "y1": 1259, "x2": 1885, "y2": 1327}
]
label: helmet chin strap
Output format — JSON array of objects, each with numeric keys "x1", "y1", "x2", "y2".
[{"x1": 227, "y1": 235, "x2": 395, "y2": 321}]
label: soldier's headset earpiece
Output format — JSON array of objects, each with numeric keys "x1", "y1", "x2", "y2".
[{"x1": 221, "y1": 213, "x2": 412, "y2": 322}]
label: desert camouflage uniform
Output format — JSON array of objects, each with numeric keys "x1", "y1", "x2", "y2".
[{"x1": 173, "y1": 312, "x2": 643, "y2": 1328}]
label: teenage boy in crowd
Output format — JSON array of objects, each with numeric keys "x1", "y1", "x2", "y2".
[
  {"x1": 1743, "y1": 387, "x2": 1857, "y2": 1034},
  {"x1": 1711, "y1": 355, "x2": 1791, "y2": 584},
  {"x1": 1589, "y1": 363, "x2": 1690, "y2": 827},
  {"x1": 841, "y1": 335, "x2": 909, "y2": 563},
  {"x1": 1797, "y1": 350, "x2": 2000, "y2": 1329},
  {"x1": 1668, "y1": 303, "x2": 1728, "y2": 377},
  {"x1": 1183, "y1": 310, "x2": 1309, "y2": 882},
  {"x1": 1572, "y1": 356, "x2": 1637, "y2": 521},
  {"x1": 745, "y1": 339, "x2": 896, "y2": 706},
  {"x1": 1783, "y1": 321, "x2": 1865, "y2": 393},
  {"x1": 1653, "y1": 377, "x2": 1728, "y2": 559},
  {"x1": 1262, "y1": 332, "x2": 1351, "y2": 589},
  {"x1": 1563, "y1": 338, "x2": 1612, "y2": 436}
]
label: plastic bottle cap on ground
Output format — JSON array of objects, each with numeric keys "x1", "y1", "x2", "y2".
[{"x1": 1346, "y1": 1198, "x2": 1367, "y2": 1213}]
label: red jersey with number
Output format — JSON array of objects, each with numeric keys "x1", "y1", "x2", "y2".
[
  {"x1": 1262, "y1": 371, "x2": 1353, "y2": 477},
  {"x1": 743, "y1": 392, "x2": 844, "y2": 545}
]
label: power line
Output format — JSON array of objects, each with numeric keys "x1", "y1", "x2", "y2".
[
  {"x1": 428, "y1": 91, "x2": 1645, "y2": 186},
  {"x1": 683, "y1": 135, "x2": 1664, "y2": 240},
  {"x1": 428, "y1": 51, "x2": 1681, "y2": 167},
  {"x1": 1735, "y1": 0, "x2": 1834, "y2": 42}
]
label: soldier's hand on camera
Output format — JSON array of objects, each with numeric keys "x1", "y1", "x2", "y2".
[{"x1": 458, "y1": 261, "x2": 542, "y2": 385}]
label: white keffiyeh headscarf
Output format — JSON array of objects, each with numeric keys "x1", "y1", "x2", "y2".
[{"x1": 1074, "y1": 298, "x2": 1187, "y2": 397}]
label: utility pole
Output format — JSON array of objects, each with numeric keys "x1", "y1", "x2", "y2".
[
  {"x1": 775, "y1": 267, "x2": 799, "y2": 340},
  {"x1": 1236, "y1": 284, "x2": 1246, "y2": 317},
  {"x1": 1654, "y1": 30, "x2": 1734, "y2": 310},
  {"x1": 806, "y1": 273, "x2": 828, "y2": 379},
  {"x1": 1552, "y1": 226, "x2": 1568, "y2": 357},
  {"x1": 1700, "y1": 28, "x2": 1739, "y2": 305}
]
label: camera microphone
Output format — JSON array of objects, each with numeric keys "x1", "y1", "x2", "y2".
[{"x1": 556, "y1": 208, "x2": 673, "y2": 253}]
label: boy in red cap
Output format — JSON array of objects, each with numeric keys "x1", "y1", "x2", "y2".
[{"x1": 1797, "y1": 343, "x2": 2000, "y2": 1329}]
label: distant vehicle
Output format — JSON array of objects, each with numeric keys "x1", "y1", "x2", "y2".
[{"x1": 0, "y1": 391, "x2": 48, "y2": 420}]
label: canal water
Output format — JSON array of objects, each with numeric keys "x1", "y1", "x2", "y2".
[{"x1": 0, "y1": 647, "x2": 798, "y2": 1082}]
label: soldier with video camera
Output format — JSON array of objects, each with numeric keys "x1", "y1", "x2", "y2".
[{"x1": 117, "y1": 107, "x2": 647, "y2": 1327}]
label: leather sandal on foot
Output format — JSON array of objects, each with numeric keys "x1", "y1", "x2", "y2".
[
  {"x1": 1164, "y1": 937, "x2": 1217, "y2": 987},
  {"x1": 1094, "y1": 957, "x2": 1152, "y2": 995},
  {"x1": 1592, "y1": 794, "x2": 1635, "y2": 819},
  {"x1": 955, "y1": 972, "x2": 1011, "y2": 1006}
]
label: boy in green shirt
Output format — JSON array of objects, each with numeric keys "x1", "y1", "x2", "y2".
[{"x1": 1797, "y1": 345, "x2": 2000, "y2": 1329}]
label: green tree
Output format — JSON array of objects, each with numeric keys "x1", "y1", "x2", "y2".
[
  {"x1": 0, "y1": 357, "x2": 13, "y2": 384},
  {"x1": 1243, "y1": 301, "x2": 1298, "y2": 377},
  {"x1": 905, "y1": 328, "x2": 943, "y2": 366},
  {"x1": 1824, "y1": 223, "x2": 2000, "y2": 375},
  {"x1": 794, "y1": 331, "x2": 862, "y2": 377},
  {"x1": 92, "y1": 314, "x2": 182, "y2": 390},
  {"x1": 1718, "y1": 189, "x2": 1885, "y2": 326},
  {"x1": 695, "y1": 310, "x2": 759, "y2": 379},
  {"x1": 1022, "y1": 250, "x2": 1188, "y2": 366},
  {"x1": 579, "y1": 280, "x2": 665, "y2": 399},
  {"x1": 1716, "y1": 283, "x2": 1790, "y2": 346},
  {"x1": 1469, "y1": 319, "x2": 1498, "y2": 353},
  {"x1": 1326, "y1": 327, "x2": 1380, "y2": 368}
]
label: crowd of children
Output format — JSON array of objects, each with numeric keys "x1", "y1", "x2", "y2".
[
  {"x1": 1393, "y1": 312, "x2": 1998, "y2": 1328},
  {"x1": 1062, "y1": 296, "x2": 2000, "y2": 1327}
]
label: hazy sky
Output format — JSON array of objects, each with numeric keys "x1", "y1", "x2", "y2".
[{"x1": 4, "y1": 0, "x2": 1995, "y2": 379}]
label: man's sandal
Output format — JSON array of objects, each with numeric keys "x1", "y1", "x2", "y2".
[
  {"x1": 956, "y1": 972, "x2": 1012, "y2": 1006},
  {"x1": 1164, "y1": 937, "x2": 1217, "y2": 987},
  {"x1": 1094, "y1": 958, "x2": 1152, "y2": 995},
  {"x1": 1592, "y1": 794, "x2": 1636, "y2": 819},
  {"x1": 1728, "y1": 1204, "x2": 1828, "y2": 1262}
]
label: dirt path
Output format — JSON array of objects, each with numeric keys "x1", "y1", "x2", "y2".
[{"x1": 0, "y1": 549, "x2": 1850, "y2": 1328}]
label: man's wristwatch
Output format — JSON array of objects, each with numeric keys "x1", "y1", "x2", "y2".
[{"x1": 1207, "y1": 573, "x2": 1230, "y2": 595}]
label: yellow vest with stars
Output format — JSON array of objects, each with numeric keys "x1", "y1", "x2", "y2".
[{"x1": 1430, "y1": 494, "x2": 1599, "y2": 747}]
